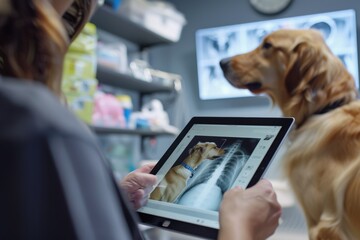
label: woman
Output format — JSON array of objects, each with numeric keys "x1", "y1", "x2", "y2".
[{"x1": 0, "y1": 0, "x2": 281, "y2": 240}]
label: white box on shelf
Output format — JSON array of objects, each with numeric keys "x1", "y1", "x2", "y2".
[
  {"x1": 119, "y1": 0, "x2": 186, "y2": 42},
  {"x1": 97, "y1": 41, "x2": 128, "y2": 73},
  {"x1": 144, "y1": 8, "x2": 186, "y2": 42},
  {"x1": 118, "y1": 0, "x2": 147, "y2": 24}
]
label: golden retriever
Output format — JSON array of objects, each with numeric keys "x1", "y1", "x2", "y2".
[
  {"x1": 150, "y1": 142, "x2": 224, "y2": 203},
  {"x1": 220, "y1": 29, "x2": 360, "y2": 240}
]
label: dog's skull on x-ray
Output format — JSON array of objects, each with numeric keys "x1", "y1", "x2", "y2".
[{"x1": 204, "y1": 32, "x2": 236, "y2": 58}]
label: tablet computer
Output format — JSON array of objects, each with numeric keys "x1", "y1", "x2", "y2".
[{"x1": 138, "y1": 116, "x2": 294, "y2": 239}]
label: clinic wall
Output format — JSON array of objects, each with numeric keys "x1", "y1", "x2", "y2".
[{"x1": 149, "y1": 0, "x2": 360, "y2": 127}]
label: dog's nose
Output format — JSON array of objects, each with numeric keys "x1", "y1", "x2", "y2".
[{"x1": 219, "y1": 58, "x2": 231, "y2": 73}]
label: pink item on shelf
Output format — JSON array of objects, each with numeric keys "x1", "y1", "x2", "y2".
[{"x1": 92, "y1": 91, "x2": 126, "y2": 127}]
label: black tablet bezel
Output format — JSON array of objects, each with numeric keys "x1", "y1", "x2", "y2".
[{"x1": 138, "y1": 116, "x2": 294, "y2": 239}]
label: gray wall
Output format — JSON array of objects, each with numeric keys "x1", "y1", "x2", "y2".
[{"x1": 149, "y1": 0, "x2": 360, "y2": 127}]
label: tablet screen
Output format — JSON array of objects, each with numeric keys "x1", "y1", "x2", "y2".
[{"x1": 138, "y1": 117, "x2": 294, "y2": 238}]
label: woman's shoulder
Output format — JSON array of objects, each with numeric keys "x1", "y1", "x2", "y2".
[{"x1": 0, "y1": 77, "x2": 94, "y2": 142}]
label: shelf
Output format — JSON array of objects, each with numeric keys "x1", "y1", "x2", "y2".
[
  {"x1": 90, "y1": 6, "x2": 175, "y2": 48},
  {"x1": 90, "y1": 125, "x2": 177, "y2": 136},
  {"x1": 89, "y1": 5, "x2": 180, "y2": 141},
  {"x1": 96, "y1": 65, "x2": 175, "y2": 93}
]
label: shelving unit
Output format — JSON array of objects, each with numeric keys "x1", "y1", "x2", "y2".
[
  {"x1": 89, "y1": 5, "x2": 179, "y2": 137},
  {"x1": 90, "y1": 5, "x2": 175, "y2": 49},
  {"x1": 96, "y1": 65, "x2": 175, "y2": 93}
]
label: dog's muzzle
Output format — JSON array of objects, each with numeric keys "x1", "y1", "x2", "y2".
[{"x1": 219, "y1": 57, "x2": 231, "y2": 74}]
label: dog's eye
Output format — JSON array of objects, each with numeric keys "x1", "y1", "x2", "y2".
[{"x1": 262, "y1": 42, "x2": 272, "y2": 49}]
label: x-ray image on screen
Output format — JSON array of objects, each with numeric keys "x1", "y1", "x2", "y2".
[
  {"x1": 201, "y1": 31, "x2": 239, "y2": 59},
  {"x1": 196, "y1": 9, "x2": 359, "y2": 100},
  {"x1": 175, "y1": 136, "x2": 260, "y2": 211}
]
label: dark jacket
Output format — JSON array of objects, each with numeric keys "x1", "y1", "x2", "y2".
[{"x1": 0, "y1": 77, "x2": 144, "y2": 240}]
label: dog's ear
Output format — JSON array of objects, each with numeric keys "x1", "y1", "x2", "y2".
[
  {"x1": 189, "y1": 146, "x2": 198, "y2": 155},
  {"x1": 189, "y1": 144, "x2": 204, "y2": 155},
  {"x1": 283, "y1": 41, "x2": 326, "y2": 97},
  {"x1": 198, "y1": 145, "x2": 205, "y2": 154}
]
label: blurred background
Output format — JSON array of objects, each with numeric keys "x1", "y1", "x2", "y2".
[{"x1": 61, "y1": 0, "x2": 360, "y2": 238}]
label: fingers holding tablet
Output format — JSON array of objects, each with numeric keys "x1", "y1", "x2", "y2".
[
  {"x1": 218, "y1": 179, "x2": 282, "y2": 240},
  {"x1": 120, "y1": 165, "x2": 157, "y2": 209}
]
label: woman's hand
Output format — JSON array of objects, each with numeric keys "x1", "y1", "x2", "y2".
[
  {"x1": 218, "y1": 179, "x2": 282, "y2": 240},
  {"x1": 119, "y1": 163, "x2": 157, "y2": 209}
]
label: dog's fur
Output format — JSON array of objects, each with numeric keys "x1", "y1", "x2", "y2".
[
  {"x1": 150, "y1": 142, "x2": 224, "y2": 203},
  {"x1": 220, "y1": 29, "x2": 360, "y2": 240}
]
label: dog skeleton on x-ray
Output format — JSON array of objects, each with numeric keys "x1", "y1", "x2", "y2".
[
  {"x1": 203, "y1": 32, "x2": 237, "y2": 83},
  {"x1": 176, "y1": 140, "x2": 252, "y2": 211},
  {"x1": 204, "y1": 32, "x2": 237, "y2": 58}
]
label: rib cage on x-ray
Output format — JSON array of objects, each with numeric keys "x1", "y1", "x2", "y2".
[{"x1": 176, "y1": 140, "x2": 251, "y2": 210}]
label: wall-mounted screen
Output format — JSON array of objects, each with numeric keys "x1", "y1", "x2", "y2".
[{"x1": 196, "y1": 9, "x2": 359, "y2": 100}]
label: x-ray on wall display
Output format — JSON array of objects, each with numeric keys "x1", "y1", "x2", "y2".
[{"x1": 195, "y1": 9, "x2": 359, "y2": 100}]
